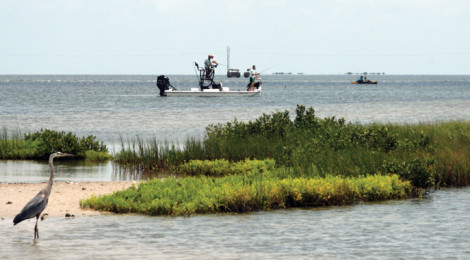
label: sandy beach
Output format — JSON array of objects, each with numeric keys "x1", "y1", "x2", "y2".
[{"x1": 0, "y1": 181, "x2": 137, "y2": 219}]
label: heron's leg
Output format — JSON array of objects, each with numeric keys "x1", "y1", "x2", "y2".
[{"x1": 34, "y1": 215, "x2": 39, "y2": 239}]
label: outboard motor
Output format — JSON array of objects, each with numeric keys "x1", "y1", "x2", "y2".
[{"x1": 156, "y1": 75, "x2": 175, "y2": 96}]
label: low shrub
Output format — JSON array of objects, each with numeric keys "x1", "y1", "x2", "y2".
[
  {"x1": 382, "y1": 158, "x2": 434, "y2": 189},
  {"x1": 24, "y1": 129, "x2": 108, "y2": 159},
  {"x1": 1, "y1": 127, "x2": 110, "y2": 160}
]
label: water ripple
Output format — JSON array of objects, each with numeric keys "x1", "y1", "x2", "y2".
[{"x1": 1, "y1": 188, "x2": 470, "y2": 259}]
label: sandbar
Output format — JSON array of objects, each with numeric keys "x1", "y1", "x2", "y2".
[{"x1": 0, "y1": 181, "x2": 137, "y2": 219}]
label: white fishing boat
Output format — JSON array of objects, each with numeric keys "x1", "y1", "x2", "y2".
[
  {"x1": 161, "y1": 86, "x2": 261, "y2": 97},
  {"x1": 156, "y1": 63, "x2": 262, "y2": 97}
]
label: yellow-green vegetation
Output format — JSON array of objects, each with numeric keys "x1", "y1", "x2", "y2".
[
  {"x1": 0, "y1": 128, "x2": 111, "y2": 161},
  {"x1": 84, "y1": 150, "x2": 114, "y2": 162},
  {"x1": 81, "y1": 159, "x2": 412, "y2": 216},
  {"x1": 170, "y1": 158, "x2": 276, "y2": 177}
]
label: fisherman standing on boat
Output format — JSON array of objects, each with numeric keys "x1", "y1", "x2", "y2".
[
  {"x1": 249, "y1": 65, "x2": 260, "y2": 91},
  {"x1": 204, "y1": 54, "x2": 218, "y2": 79}
]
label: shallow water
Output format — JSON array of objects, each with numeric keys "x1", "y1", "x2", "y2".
[
  {"x1": 0, "y1": 159, "x2": 147, "y2": 183},
  {"x1": 1, "y1": 75, "x2": 470, "y2": 258},
  {"x1": 1, "y1": 188, "x2": 469, "y2": 259}
]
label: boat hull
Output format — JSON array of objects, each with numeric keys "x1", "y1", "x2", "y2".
[
  {"x1": 352, "y1": 81, "x2": 377, "y2": 84},
  {"x1": 163, "y1": 86, "x2": 261, "y2": 97},
  {"x1": 165, "y1": 90, "x2": 261, "y2": 97}
]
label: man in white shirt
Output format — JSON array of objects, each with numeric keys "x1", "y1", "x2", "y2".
[
  {"x1": 204, "y1": 54, "x2": 218, "y2": 79},
  {"x1": 249, "y1": 65, "x2": 260, "y2": 91}
]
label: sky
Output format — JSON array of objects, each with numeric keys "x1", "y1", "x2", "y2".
[{"x1": 1, "y1": 0, "x2": 469, "y2": 75}]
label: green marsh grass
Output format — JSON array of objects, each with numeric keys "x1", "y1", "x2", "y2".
[
  {"x1": 83, "y1": 106, "x2": 470, "y2": 216},
  {"x1": 1, "y1": 127, "x2": 36, "y2": 159},
  {"x1": 114, "y1": 105, "x2": 470, "y2": 188},
  {"x1": 114, "y1": 136, "x2": 206, "y2": 172}
]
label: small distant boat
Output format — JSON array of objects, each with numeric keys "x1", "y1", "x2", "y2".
[{"x1": 352, "y1": 80, "x2": 377, "y2": 84}]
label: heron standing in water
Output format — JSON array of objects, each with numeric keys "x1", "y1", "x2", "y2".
[{"x1": 13, "y1": 152, "x2": 73, "y2": 239}]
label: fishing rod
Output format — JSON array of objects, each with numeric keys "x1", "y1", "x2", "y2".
[
  {"x1": 259, "y1": 63, "x2": 279, "y2": 74},
  {"x1": 193, "y1": 62, "x2": 201, "y2": 81}
]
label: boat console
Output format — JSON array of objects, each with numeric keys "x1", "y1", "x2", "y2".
[{"x1": 194, "y1": 62, "x2": 223, "y2": 90}]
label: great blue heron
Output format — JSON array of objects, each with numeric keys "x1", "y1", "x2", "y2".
[{"x1": 13, "y1": 152, "x2": 73, "y2": 239}]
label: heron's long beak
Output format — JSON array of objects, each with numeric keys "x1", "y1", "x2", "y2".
[{"x1": 58, "y1": 153, "x2": 74, "y2": 157}]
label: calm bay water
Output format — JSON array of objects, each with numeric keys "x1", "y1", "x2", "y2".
[
  {"x1": 2, "y1": 74, "x2": 470, "y2": 145},
  {"x1": 1, "y1": 74, "x2": 469, "y2": 182},
  {"x1": 1, "y1": 74, "x2": 470, "y2": 258}
]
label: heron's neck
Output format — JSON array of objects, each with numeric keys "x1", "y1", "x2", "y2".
[{"x1": 49, "y1": 156, "x2": 55, "y2": 184}]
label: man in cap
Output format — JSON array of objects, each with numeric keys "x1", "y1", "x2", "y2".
[
  {"x1": 249, "y1": 65, "x2": 260, "y2": 91},
  {"x1": 204, "y1": 54, "x2": 218, "y2": 79}
]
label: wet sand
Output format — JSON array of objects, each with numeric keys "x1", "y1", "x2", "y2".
[{"x1": 0, "y1": 181, "x2": 137, "y2": 218}]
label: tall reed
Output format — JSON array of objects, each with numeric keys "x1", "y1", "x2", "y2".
[{"x1": 0, "y1": 127, "x2": 37, "y2": 159}]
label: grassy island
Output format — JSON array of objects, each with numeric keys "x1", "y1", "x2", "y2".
[
  {"x1": 82, "y1": 105, "x2": 470, "y2": 216},
  {"x1": 0, "y1": 128, "x2": 111, "y2": 161}
]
